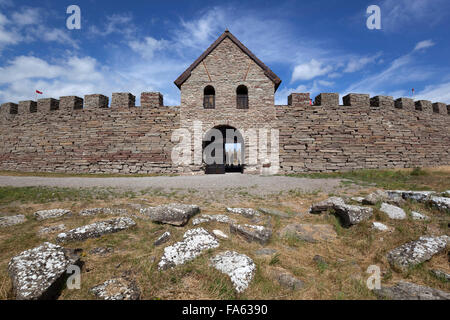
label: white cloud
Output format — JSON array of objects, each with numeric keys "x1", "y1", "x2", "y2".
[
  {"x1": 414, "y1": 39, "x2": 435, "y2": 51},
  {"x1": 291, "y1": 59, "x2": 332, "y2": 81},
  {"x1": 11, "y1": 7, "x2": 41, "y2": 26},
  {"x1": 413, "y1": 82, "x2": 450, "y2": 103},
  {"x1": 89, "y1": 13, "x2": 136, "y2": 37},
  {"x1": 0, "y1": 8, "x2": 77, "y2": 51},
  {"x1": 128, "y1": 37, "x2": 169, "y2": 58},
  {"x1": 0, "y1": 56, "x2": 65, "y2": 84},
  {"x1": 381, "y1": 0, "x2": 448, "y2": 31},
  {"x1": 344, "y1": 53, "x2": 382, "y2": 73}
]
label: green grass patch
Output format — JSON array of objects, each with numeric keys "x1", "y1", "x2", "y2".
[
  {"x1": 285, "y1": 167, "x2": 450, "y2": 191},
  {"x1": 0, "y1": 186, "x2": 135, "y2": 205}
]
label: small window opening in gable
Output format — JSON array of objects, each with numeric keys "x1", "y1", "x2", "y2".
[
  {"x1": 203, "y1": 85, "x2": 215, "y2": 109},
  {"x1": 236, "y1": 85, "x2": 248, "y2": 109}
]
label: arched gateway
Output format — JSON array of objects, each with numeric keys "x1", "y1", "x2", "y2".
[{"x1": 203, "y1": 125, "x2": 245, "y2": 174}]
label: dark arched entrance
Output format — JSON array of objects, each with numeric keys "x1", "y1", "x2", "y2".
[{"x1": 203, "y1": 125, "x2": 244, "y2": 174}]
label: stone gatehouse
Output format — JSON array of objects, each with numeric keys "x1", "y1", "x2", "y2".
[{"x1": 0, "y1": 30, "x2": 449, "y2": 175}]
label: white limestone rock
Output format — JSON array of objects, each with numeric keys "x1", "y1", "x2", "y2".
[
  {"x1": 362, "y1": 190, "x2": 390, "y2": 205},
  {"x1": 430, "y1": 269, "x2": 450, "y2": 281},
  {"x1": 90, "y1": 277, "x2": 140, "y2": 300},
  {"x1": 0, "y1": 214, "x2": 26, "y2": 228},
  {"x1": 309, "y1": 197, "x2": 345, "y2": 213},
  {"x1": 154, "y1": 231, "x2": 171, "y2": 246},
  {"x1": 140, "y1": 203, "x2": 199, "y2": 226},
  {"x1": 372, "y1": 222, "x2": 392, "y2": 232},
  {"x1": 34, "y1": 209, "x2": 72, "y2": 221},
  {"x1": 38, "y1": 224, "x2": 66, "y2": 236},
  {"x1": 226, "y1": 208, "x2": 260, "y2": 218},
  {"x1": 333, "y1": 204, "x2": 373, "y2": 227},
  {"x1": 351, "y1": 197, "x2": 365, "y2": 204},
  {"x1": 158, "y1": 228, "x2": 219, "y2": 270},
  {"x1": 8, "y1": 242, "x2": 81, "y2": 300},
  {"x1": 387, "y1": 235, "x2": 449, "y2": 271},
  {"x1": 411, "y1": 211, "x2": 430, "y2": 221},
  {"x1": 429, "y1": 196, "x2": 450, "y2": 212},
  {"x1": 380, "y1": 203, "x2": 407, "y2": 220},
  {"x1": 79, "y1": 207, "x2": 128, "y2": 216},
  {"x1": 230, "y1": 223, "x2": 272, "y2": 245},
  {"x1": 210, "y1": 251, "x2": 255, "y2": 293},
  {"x1": 56, "y1": 217, "x2": 136, "y2": 242},
  {"x1": 374, "y1": 281, "x2": 450, "y2": 300},
  {"x1": 192, "y1": 214, "x2": 236, "y2": 226},
  {"x1": 270, "y1": 267, "x2": 305, "y2": 290},
  {"x1": 402, "y1": 191, "x2": 435, "y2": 202},
  {"x1": 212, "y1": 229, "x2": 228, "y2": 239}
]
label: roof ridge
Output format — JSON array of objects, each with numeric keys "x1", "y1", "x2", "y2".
[{"x1": 174, "y1": 30, "x2": 282, "y2": 91}]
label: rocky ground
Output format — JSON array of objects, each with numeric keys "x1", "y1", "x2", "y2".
[{"x1": 0, "y1": 170, "x2": 449, "y2": 300}]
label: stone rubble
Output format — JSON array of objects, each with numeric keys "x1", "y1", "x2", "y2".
[
  {"x1": 140, "y1": 203, "x2": 199, "y2": 226},
  {"x1": 374, "y1": 281, "x2": 450, "y2": 300},
  {"x1": 333, "y1": 204, "x2": 373, "y2": 227},
  {"x1": 429, "y1": 196, "x2": 450, "y2": 212},
  {"x1": 89, "y1": 247, "x2": 114, "y2": 256},
  {"x1": 387, "y1": 235, "x2": 449, "y2": 271},
  {"x1": 411, "y1": 211, "x2": 430, "y2": 221},
  {"x1": 226, "y1": 207, "x2": 260, "y2": 218},
  {"x1": 79, "y1": 207, "x2": 128, "y2": 216},
  {"x1": 192, "y1": 214, "x2": 236, "y2": 226},
  {"x1": 309, "y1": 197, "x2": 345, "y2": 213},
  {"x1": 90, "y1": 276, "x2": 140, "y2": 300},
  {"x1": 8, "y1": 242, "x2": 81, "y2": 300},
  {"x1": 154, "y1": 231, "x2": 171, "y2": 246},
  {"x1": 38, "y1": 224, "x2": 66, "y2": 236},
  {"x1": 210, "y1": 251, "x2": 255, "y2": 293},
  {"x1": 350, "y1": 197, "x2": 365, "y2": 203},
  {"x1": 372, "y1": 222, "x2": 392, "y2": 232},
  {"x1": 363, "y1": 190, "x2": 404, "y2": 206},
  {"x1": 34, "y1": 209, "x2": 72, "y2": 221},
  {"x1": 362, "y1": 190, "x2": 389, "y2": 205},
  {"x1": 270, "y1": 267, "x2": 305, "y2": 290},
  {"x1": 0, "y1": 214, "x2": 26, "y2": 228},
  {"x1": 212, "y1": 229, "x2": 229, "y2": 239},
  {"x1": 279, "y1": 223, "x2": 337, "y2": 243},
  {"x1": 158, "y1": 228, "x2": 219, "y2": 270},
  {"x1": 402, "y1": 191, "x2": 436, "y2": 202},
  {"x1": 430, "y1": 269, "x2": 450, "y2": 281},
  {"x1": 380, "y1": 203, "x2": 407, "y2": 220},
  {"x1": 56, "y1": 217, "x2": 136, "y2": 242},
  {"x1": 230, "y1": 223, "x2": 272, "y2": 245}
]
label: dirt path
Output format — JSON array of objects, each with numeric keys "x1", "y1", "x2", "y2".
[{"x1": 0, "y1": 173, "x2": 351, "y2": 195}]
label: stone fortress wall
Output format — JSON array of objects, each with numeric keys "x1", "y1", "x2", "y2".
[
  {"x1": 0, "y1": 90, "x2": 449, "y2": 174},
  {"x1": 0, "y1": 92, "x2": 180, "y2": 174},
  {"x1": 277, "y1": 93, "x2": 450, "y2": 173}
]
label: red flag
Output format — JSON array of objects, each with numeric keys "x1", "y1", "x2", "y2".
[
  {"x1": 36, "y1": 90, "x2": 43, "y2": 94},
  {"x1": 309, "y1": 99, "x2": 312, "y2": 106}
]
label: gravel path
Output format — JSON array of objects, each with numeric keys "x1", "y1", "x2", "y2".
[{"x1": 0, "y1": 174, "x2": 347, "y2": 195}]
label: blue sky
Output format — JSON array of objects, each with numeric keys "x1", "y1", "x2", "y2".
[{"x1": 1, "y1": 0, "x2": 449, "y2": 105}]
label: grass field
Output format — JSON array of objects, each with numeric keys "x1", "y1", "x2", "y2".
[{"x1": 0, "y1": 167, "x2": 448, "y2": 300}]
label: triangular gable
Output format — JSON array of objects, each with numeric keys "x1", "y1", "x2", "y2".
[{"x1": 174, "y1": 30, "x2": 282, "y2": 91}]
